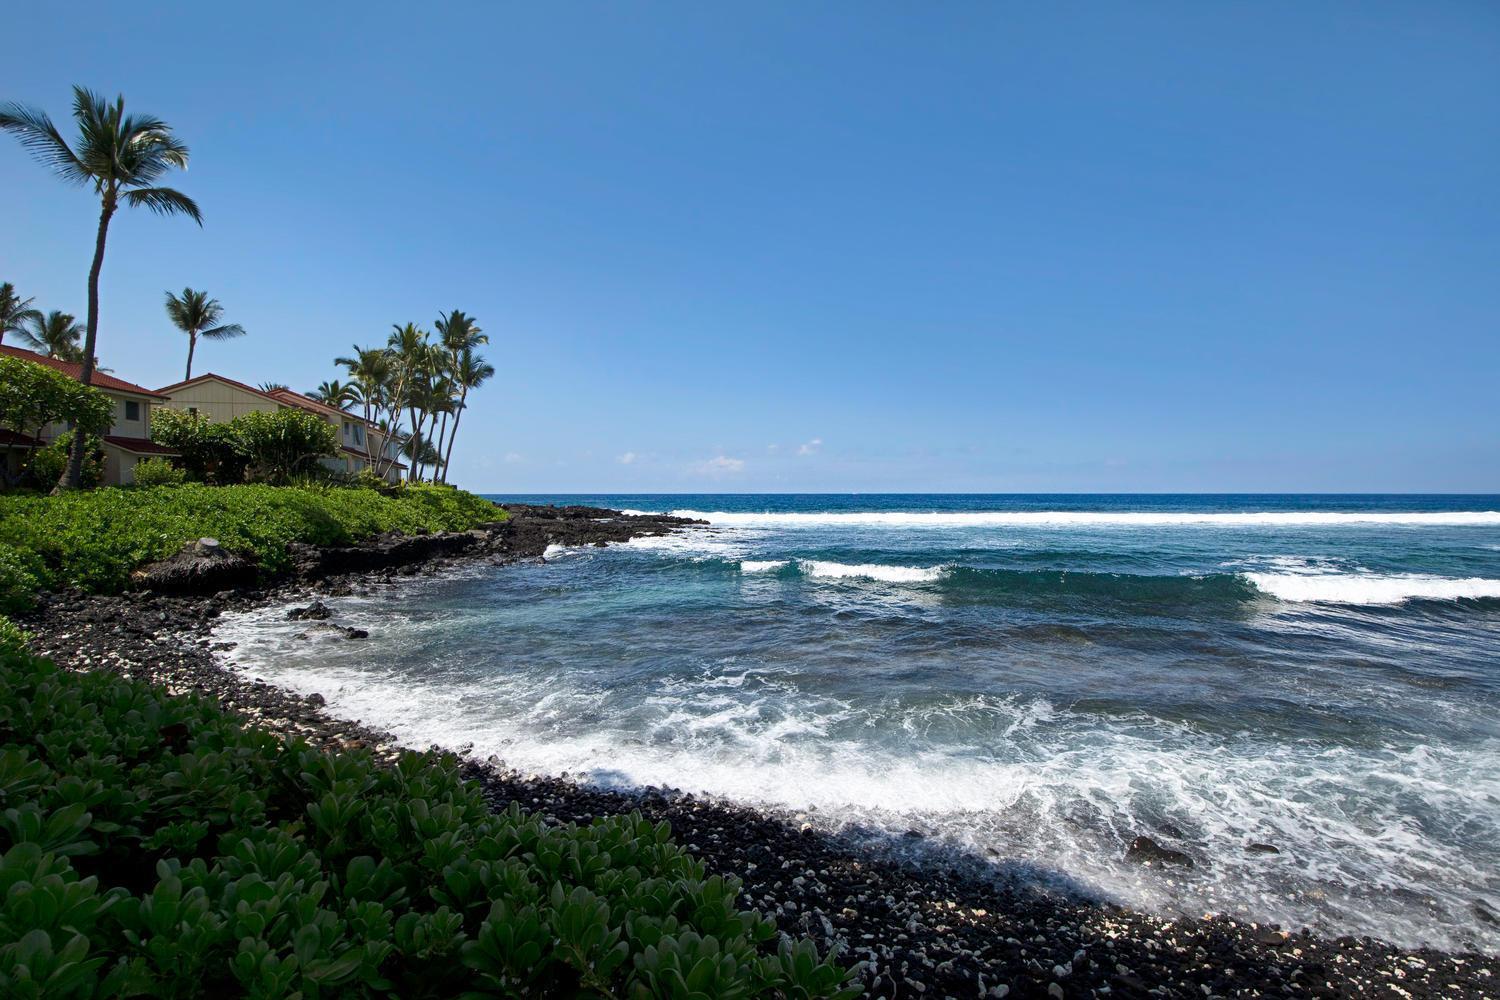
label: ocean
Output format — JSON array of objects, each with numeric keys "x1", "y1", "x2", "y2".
[{"x1": 218, "y1": 494, "x2": 1500, "y2": 951}]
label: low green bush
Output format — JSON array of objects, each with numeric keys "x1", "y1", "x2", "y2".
[
  {"x1": 130, "y1": 459, "x2": 187, "y2": 488},
  {"x1": 0, "y1": 483, "x2": 503, "y2": 597},
  {"x1": 0, "y1": 646, "x2": 859, "y2": 998},
  {"x1": 0, "y1": 548, "x2": 42, "y2": 614}
]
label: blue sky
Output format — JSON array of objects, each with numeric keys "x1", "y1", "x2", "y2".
[{"x1": 4, "y1": 3, "x2": 1497, "y2": 492}]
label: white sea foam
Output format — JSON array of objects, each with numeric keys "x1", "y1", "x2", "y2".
[
  {"x1": 799, "y1": 560, "x2": 947, "y2": 583},
  {"x1": 740, "y1": 560, "x2": 789, "y2": 573},
  {"x1": 211, "y1": 602, "x2": 1500, "y2": 951},
  {"x1": 1247, "y1": 572, "x2": 1500, "y2": 605},
  {"x1": 542, "y1": 543, "x2": 571, "y2": 559},
  {"x1": 667, "y1": 509, "x2": 1500, "y2": 529}
]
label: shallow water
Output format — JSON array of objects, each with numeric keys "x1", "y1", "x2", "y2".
[{"x1": 219, "y1": 494, "x2": 1500, "y2": 951}]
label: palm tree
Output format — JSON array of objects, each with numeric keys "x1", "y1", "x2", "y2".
[
  {"x1": 335, "y1": 345, "x2": 394, "y2": 473},
  {"x1": 0, "y1": 283, "x2": 42, "y2": 346},
  {"x1": 310, "y1": 379, "x2": 359, "y2": 411},
  {"x1": 256, "y1": 381, "x2": 288, "y2": 393},
  {"x1": 14, "y1": 310, "x2": 85, "y2": 361},
  {"x1": 165, "y1": 287, "x2": 245, "y2": 380},
  {"x1": 1, "y1": 87, "x2": 200, "y2": 489},
  {"x1": 432, "y1": 309, "x2": 486, "y2": 480},
  {"x1": 440, "y1": 347, "x2": 495, "y2": 483}
]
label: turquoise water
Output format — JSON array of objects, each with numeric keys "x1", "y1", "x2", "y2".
[{"x1": 222, "y1": 495, "x2": 1500, "y2": 950}]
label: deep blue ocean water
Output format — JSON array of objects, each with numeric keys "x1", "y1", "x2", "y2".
[{"x1": 221, "y1": 495, "x2": 1500, "y2": 950}]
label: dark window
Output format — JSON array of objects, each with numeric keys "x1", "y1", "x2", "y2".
[
  {"x1": 187, "y1": 407, "x2": 198, "y2": 416},
  {"x1": 125, "y1": 401, "x2": 141, "y2": 421}
]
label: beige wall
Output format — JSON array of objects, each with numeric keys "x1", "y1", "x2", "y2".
[{"x1": 160, "y1": 380, "x2": 280, "y2": 422}]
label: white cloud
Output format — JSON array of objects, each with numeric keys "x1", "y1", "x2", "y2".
[
  {"x1": 695, "y1": 455, "x2": 746, "y2": 476},
  {"x1": 617, "y1": 451, "x2": 638, "y2": 465},
  {"x1": 503, "y1": 452, "x2": 524, "y2": 464},
  {"x1": 797, "y1": 437, "x2": 823, "y2": 456},
  {"x1": 766, "y1": 443, "x2": 780, "y2": 453}
]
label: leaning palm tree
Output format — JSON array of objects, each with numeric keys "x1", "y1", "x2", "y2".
[
  {"x1": 1, "y1": 87, "x2": 200, "y2": 489},
  {"x1": 14, "y1": 310, "x2": 85, "y2": 361},
  {"x1": 439, "y1": 347, "x2": 495, "y2": 483},
  {"x1": 0, "y1": 282, "x2": 42, "y2": 346},
  {"x1": 165, "y1": 287, "x2": 245, "y2": 380},
  {"x1": 335, "y1": 345, "x2": 395, "y2": 472}
]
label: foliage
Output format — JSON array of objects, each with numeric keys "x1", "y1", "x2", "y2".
[
  {"x1": 0, "y1": 647, "x2": 860, "y2": 998},
  {"x1": 0, "y1": 356, "x2": 114, "y2": 489},
  {"x1": 165, "y1": 287, "x2": 245, "y2": 381},
  {"x1": 0, "y1": 483, "x2": 503, "y2": 597},
  {"x1": 130, "y1": 458, "x2": 186, "y2": 488},
  {"x1": 26, "y1": 433, "x2": 104, "y2": 491},
  {"x1": 0, "y1": 614, "x2": 25, "y2": 653},
  {"x1": 0, "y1": 283, "x2": 43, "y2": 346},
  {"x1": 232, "y1": 409, "x2": 339, "y2": 485},
  {"x1": 334, "y1": 312, "x2": 493, "y2": 484},
  {"x1": 0, "y1": 86, "x2": 199, "y2": 490},
  {"x1": 150, "y1": 409, "x2": 250, "y2": 485},
  {"x1": 0, "y1": 549, "x2": 41, "y2": 614},
  {"x1": 12, "y1": 311, "x2": 84, "y2": 362}
]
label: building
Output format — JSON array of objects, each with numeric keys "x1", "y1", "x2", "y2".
[
  {"x1": 155, "y1": 373, "x2": 406, "y2": 482},
  {"x1": 0, "y1": 344, "x2": 178, "y2": 486}
]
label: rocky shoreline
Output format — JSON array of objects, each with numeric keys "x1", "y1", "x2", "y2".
[{"x1": 17, "y1": 503, "x2": 1496, "y2": 998}]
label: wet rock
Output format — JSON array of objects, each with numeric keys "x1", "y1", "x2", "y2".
[
  {"x1": 1246, "y1": 843, "x2": 1280, "y2": 855},
  {"x1": 287, "y1": 599, "x2": 333, "y2": 621},
  {"x1": 131, "y1": 537, "x2": 259, "y2": 594},
  {"x1": 1124, "y1": 836, "x2": 1194, "y2": 868}
]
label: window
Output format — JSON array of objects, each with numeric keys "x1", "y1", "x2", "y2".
[
  {"x1": 125, "y1": 400, "x2": 141, "y2": 421},
  {"x1": 187, "y1": 407, "x2": 198, "y2": 416}
]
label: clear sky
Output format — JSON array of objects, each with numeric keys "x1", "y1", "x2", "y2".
[{"x1": 4, "y1": 3, "x2": 1497, "y2": 493}]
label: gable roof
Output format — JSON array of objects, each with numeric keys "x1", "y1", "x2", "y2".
[
  {"x1": 267, "y1": 387, "x2": 355, "y2": 420},
  {"x1": 0, "y1": 345, "x2": 168, "y2": 399},
  {"x1": 156, "y1": 371, "x2": 284, "y2": 403}
]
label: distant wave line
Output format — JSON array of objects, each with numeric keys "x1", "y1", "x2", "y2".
[{"x1": 658, "y1": 509, "x2": 1500, "y2": 528}]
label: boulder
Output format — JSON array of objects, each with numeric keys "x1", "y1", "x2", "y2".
[
  {"x1": 132, "y1": 538, "x2": 258, "y2": 594},
  {"x1": 287, "y1": 600, "x2": 333, "y2": 621},
  {"x1": 1124, "y1": 835, "x2": 1195, "y2": 868}
]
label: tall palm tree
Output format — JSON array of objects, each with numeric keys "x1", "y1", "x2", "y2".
[
  {"x1": 0, "y1": 282, "x2": 42, "y2": 346},
  {"x1": 165, "y1": 287, "x2": 245, "y2": 380},
  {"x1": 1, "y1": 87, "x2": 200, "y2": 489},
  {"x1": 440, "y1": 347, "x2": 495, "y2": 483},
  {"x1": 14, "y1": 310, "x2": 85, "y2": 361},
  {"x1": 432, "y1": 309, "x2": 486, "y2": 480}
]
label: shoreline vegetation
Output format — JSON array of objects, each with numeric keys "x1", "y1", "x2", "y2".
[{"x1": 1, "y1": 489, "x2": 1493, "y2": 996}]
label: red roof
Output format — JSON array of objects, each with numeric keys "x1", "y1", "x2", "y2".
[
  {"x1": 0, "y1": 345, "x2": 168, "y2": 399},
  {"x1": 103, "y1": 436, "x2": 179, "y2": 456},
  {"x1": 0, "y1": 429, "x2": 40, "y2": 448}
]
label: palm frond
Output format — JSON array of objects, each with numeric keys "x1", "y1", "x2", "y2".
[
  {"x1": 0, "y1": 102, "x2": 88, "y2": 183},
  {"x1": 123, "y1": 186, "x2": 202, "y2": 224},
  {"x1": 200, "y1": 323, "x2": 246, "y2": 341}
]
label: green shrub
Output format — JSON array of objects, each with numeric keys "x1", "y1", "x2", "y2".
[
  {"x1": 233, "y1": 409, "x2": 339, "y2": 485},
  {"x1": 130, "y1": 458, "x2": 188, "y2": 488},
  {"x1": 0, "y1": 647, "x2": 860, "y2": 998},
  {"x1": 0, "y1": 548, "x2": 41, "y2": 614},
  {"x1": 151, "y1": 409, "x2": 251, "y2": 485},
  {"x1": 0, "y1": 483, "x2": 503, "y2": 599},
  {"x1": 26, "y1": 433, "x2": 104, "y2": 490}
]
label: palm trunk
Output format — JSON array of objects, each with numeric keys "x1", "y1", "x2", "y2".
[
  {"x1": 59, "y1": 195, "x2": 114, "y2": 492},
  {"x1": 433, "y1": 410, "x2": 450, "y2": 483},
  {"x1": 185, "y1": 333, "x2": 197, "y2": 380},
  {"x1": 441, "y1": 385, "x2": 469, "y2": 484}
]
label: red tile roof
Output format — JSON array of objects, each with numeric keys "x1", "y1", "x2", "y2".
[
  {"x1": 0, "y1": 345, "x2": 168, "y2": 399},
  {"x1": 103, "y1": 436, "x2": 179, "y2": 456}
]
